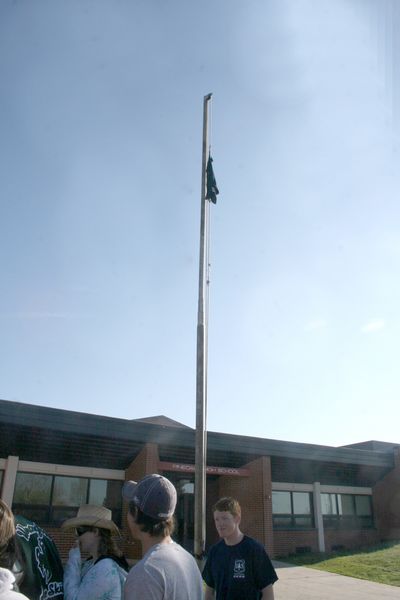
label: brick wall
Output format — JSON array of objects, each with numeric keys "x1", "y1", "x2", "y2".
[
  {"x1": 273, "y1": 527, "x2": 379, "y2": 557},
  {"x1": 373, "y1": 450, "x2": 400, "y2": 541},
  {"x1": 44, "y1": 527, "x2": 76, "y2": 563},
  {"x1": 274, "y1": 530, "x2": 319, "y2": 557},
  {"x1": 324, "y1": 528, "x2": 379, "y2": 551}
]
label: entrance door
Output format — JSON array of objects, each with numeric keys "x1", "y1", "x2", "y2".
[{"x1": 171, "y1": 478, "x2": 194, "y2": 552}]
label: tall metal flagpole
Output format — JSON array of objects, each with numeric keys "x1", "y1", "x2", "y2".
[{"x1": 194, "y1": 92, "x2": 212, "y2": 561}]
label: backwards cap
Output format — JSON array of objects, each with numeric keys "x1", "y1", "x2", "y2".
[{"x1": 122, "y1": 474, "x2": 177, "y2": 519}]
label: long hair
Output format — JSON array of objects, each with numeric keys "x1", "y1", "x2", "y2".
[
  {"x1": 0, "y1": 499, "x2": 18, "y2": 570},
  {"x1": 97, "y1": 527, "x2": 123, "y2": 558}
]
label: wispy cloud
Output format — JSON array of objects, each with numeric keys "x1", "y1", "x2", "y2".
[
  {"x1": 0, "y1": 312, "x2": 91, "y2": 320},
  {"x1": 304, "y1": 318, "x2": 327, "y2": 332},
  {"x1": 361, "y1": 319, "x2": 385, "y2": 333}
]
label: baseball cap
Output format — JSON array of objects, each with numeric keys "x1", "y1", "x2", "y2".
[{"x1": 122, "y1": 474, "x2": 177, "y2": 519}]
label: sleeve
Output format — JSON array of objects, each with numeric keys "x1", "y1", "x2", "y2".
[
  {"x1": 253, "y1": 545, "x2": 278, "y2": 590},
  {"x1": 64, "y1": 551, "x2": 123, "y2": 600},
  {"x1": 202, "y1": 549, "x2": 215, "y2": 589}
]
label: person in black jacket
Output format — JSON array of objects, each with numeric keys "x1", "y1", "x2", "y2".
[{"x1": 14, "y1": 515, "x2": 64, "y2": 600}]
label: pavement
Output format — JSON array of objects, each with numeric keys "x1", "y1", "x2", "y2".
[{"x1": 273, "y1": 561, "x2": 400, "y2": 599}]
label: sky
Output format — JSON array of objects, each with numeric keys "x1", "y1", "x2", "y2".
[{"x1": 1, "y1": 0, "x2": 400, "y2": 449}]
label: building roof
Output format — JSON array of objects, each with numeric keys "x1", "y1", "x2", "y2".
[
  {"x1": 0, "y1": 399, "x2": 395, "y2": 473},
  {"x1": 341, "y1": 440, "x2": 400, "y2": 452},
  {"x1": 133, "y1": 415, "x2": 192, "y2": 429}
]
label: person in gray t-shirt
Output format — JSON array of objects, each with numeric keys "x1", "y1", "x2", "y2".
[{"x1": 122, "y1": 474, "x2": 203, "y2": 600}]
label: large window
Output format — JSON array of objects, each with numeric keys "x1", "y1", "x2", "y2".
[
  {"x1": 321, "y1": 493, "x2": 373, "y2": 529},
  {"x1": 272, "y1": 491, "x2": 314, "y2": 529},
  {"x1": 13, "y1": 473, "x2": 123, "y2": 526}
]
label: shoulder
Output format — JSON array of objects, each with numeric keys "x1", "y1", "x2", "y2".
[
  {"x1": 144, "y1": 542, "x2": 198, "y2": 568},
  {"x1": 94, "y1": 557, "x2": 127, "y2": 575},
  {"x1": 93, "y1": 557, "x2": 115, "y2": 568},
  {"x1": 164, "y1": 542, "x2": 197, "y2": 560},
  {"x1": 0, "y1": 568, "x2": 29, "y2": 600},
  {"x1": 242, "y1": 536, "x2": 267, "y2": 552}
]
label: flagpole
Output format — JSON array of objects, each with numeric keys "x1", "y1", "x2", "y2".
[{"x1": 194, "y1": 92, "x2": 212, "y2": 562}]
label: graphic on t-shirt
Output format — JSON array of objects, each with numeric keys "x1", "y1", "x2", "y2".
[
  {"x1": 233, "y1": 559, "x2": 245, "y2": 579},
  {"x1": 15, "y1": 520, "x2": 63, "y2": 600}
]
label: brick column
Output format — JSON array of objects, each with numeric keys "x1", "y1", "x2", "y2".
[
  {"x1": 125, "y1": 443, "x2": 160, "y2": 482},
  {"x1": 373, "y1": 456, "x2": 400, "y2": 541},
  {"x1": 123, "y1": 443, "x2": 160, "y2": 560}
]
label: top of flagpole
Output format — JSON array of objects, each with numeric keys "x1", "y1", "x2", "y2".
[{"x1": 204, "y1": 93, "x2": 212, "y2": 101}]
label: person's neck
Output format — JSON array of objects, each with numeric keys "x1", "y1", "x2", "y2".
[
  {"x1": 141, "y1": 534, "x2": 172, "y2": 555},
  {"x1": 224, "y1": 529, "x2": 244, "y2": 546}
]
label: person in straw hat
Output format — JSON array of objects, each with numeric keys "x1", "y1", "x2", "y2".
[{"x1": 62, "y1": 505, "x2": 128, "y2": 600}]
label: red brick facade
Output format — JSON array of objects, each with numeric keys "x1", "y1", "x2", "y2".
[
  {"x1": 273, "y1": 530, "x2": 319, "y2": 557},
  {"x1": 373, "y1": 448, "x2": 400, "y2": 541},
  {"x1": 39, "y1": 445, "x2": 389, "y2": 563},
  {"x1": 324, "y1": 528, "x2": 379, "y2": 552}
]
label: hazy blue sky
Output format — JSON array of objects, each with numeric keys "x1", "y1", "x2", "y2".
[{"x1": 1, "y1": 0, "x2": 399, "y2": 447}]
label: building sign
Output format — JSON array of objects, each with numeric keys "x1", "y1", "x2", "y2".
[{"x1": 159, "y1": 461, "x2": 249, "y2": 477}]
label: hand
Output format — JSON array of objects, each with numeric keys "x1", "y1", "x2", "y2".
[{"x1": 68, "y1": 545, "x2": 81, "y2": 563}]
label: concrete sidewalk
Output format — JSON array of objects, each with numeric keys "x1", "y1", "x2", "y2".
[{"x1": 273, "y1": 561, "x2": 400, "y2": 599}]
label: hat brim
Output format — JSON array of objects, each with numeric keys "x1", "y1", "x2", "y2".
[{"x1": 61, "y1": 515, "x2": 119, "y2": 535}]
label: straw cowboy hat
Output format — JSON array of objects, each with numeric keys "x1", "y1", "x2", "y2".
[{"x1": 61, "y1": 504, "x2": 119, "y2": 535}]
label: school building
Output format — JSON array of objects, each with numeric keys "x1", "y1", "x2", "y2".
[{"x1": 1, "y1": 399, "x2": 399, "y2": 561}]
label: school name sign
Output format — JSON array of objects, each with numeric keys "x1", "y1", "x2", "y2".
[{"x1": 159, "y1": 461, "x2": 250, "y2": 477}]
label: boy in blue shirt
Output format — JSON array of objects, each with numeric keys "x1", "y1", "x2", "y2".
[{"x1": 203, "y1": 497, "x2": 277, "y2": 600}]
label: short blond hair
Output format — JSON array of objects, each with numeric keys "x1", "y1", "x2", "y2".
[{"x1": 212, "y1": 497, "x2": 241, "y2": 517}]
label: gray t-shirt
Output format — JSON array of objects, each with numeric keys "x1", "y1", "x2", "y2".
[{"x1": 124, "y1": 541, "x2": 203, "y2": 600}]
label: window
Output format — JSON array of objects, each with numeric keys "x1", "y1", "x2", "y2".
[
  {"x1": 321, "y1": 493, "x2": 373, "y2": 529},
  {"x1": 272, "y1": 491, "x2": 314, "y2": 529},
  {"x1": 13, "y1": 473, "x2": 123, "y2": 526}
]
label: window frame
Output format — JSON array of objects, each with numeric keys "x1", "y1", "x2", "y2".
[
  {"x1": 12, "y1": 472, "x2": 123, "y2": 527},
  {"x1": 321, "y1": 492, "x2": 374, "y2": 529},
  {"x1": 272, "y1": 490, "x2": 314, "y2": 530}
]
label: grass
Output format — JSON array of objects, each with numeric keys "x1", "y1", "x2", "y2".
[{"x1": 280, "y1": 541, "x2": 400, "y2": 587}]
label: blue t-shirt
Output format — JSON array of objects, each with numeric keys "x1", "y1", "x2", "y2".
[{"x1": 202, "y1": 535, "x2": 278, "y2": 600}]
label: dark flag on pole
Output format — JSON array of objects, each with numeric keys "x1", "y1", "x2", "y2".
[{"x1": 206, "y1": 155, "x2": 219, "y2": 204}]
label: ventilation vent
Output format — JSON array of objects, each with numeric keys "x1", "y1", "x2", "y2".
[
  {"x1": 295, "y1": 546, "x2": 311, "y2": 554},
  {"x1": 332, "y1": 544, "x2": 345, "y2": 552}
]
